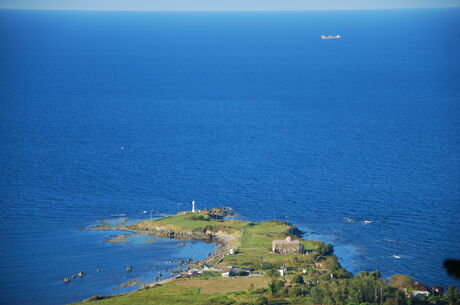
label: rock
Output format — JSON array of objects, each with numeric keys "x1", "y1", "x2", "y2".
[
  {"x1": 72, "y1": 275, "x2": 77, "y2": 279},
  {"x1": 77, "y1": 272, "x2": 85, "y2": 277},
  {"x1": 82, "y1": 295, "x2": 111, "y2": 302},
  {"x1": 126, "y1": 266, "x2": 133, "y2": 271},
  {"x1": 96, "y1": 269, "x2": 102, "y2": 272},
  {"x1": 63, "y1": 278, "x2": 71, "y2": 283}
]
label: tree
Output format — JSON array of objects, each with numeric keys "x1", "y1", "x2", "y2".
[
  {"x1": 317, "y1": 243, "x2": 334, "y2": 256},
  {"x1": 370, "y1": 270, "x2": 381, "y2": 278},
  {"x1": 388, "y1": 274, "x2": 413, "y2": 290},
  {"x1": 445, "y1": 286, "x2": 459, "y2": 305},
  {"x1": 268, "y1": 279, "x2": 286, "y2": 296},
  {"x1": 265, "y1": 269, "x2": 279, "y2": 278},
  {"x1": 292, "y1": 274, "x2": 305, "y2": 284}
]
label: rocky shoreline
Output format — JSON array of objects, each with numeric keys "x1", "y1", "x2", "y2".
[
  {"x1": 83, "y1": 216, "x2": 235, "y2": 285},
  {"x1": 122, "y1": 221, "x2": 214, "y2": 241},
  {"x1": 121, "y1": 221, "x2": 235, "y2": 267}
]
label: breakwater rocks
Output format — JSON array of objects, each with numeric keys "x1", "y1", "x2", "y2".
[{"x1": 124, "y1": 222, "x2": 214, "y2": 241}]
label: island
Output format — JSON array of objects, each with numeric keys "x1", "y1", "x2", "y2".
[{"x1": 73, "y1": 208, "x2": 459, "y2": 305}]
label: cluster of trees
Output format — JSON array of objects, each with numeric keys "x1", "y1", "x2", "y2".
[{"x1": 253, "y1": 271, "x2": 460, "y2": 305}]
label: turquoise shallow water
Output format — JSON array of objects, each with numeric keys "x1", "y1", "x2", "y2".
[{"x1": 0, "y1": 8, "x2": 459, "y2": 305}]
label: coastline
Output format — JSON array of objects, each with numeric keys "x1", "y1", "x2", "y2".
[
  {"x1": 77, "y1": 211, "x2": 306, "y2": 302},
  {"x1": 73, "y1": 210, "x2": 459, "y2": 305},
  {"x1": 82, "y1": 214, "x2": 239, "y2": 293}
]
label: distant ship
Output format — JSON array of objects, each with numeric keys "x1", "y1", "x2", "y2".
[{"x1": 321, "y1": 34, "x2": 342, "y2": 40}]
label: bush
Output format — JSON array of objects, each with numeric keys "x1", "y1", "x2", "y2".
[
  {"x1": 292, "y1": 274, "x2": 305, "y2": 284},
  {"x1": 234, "y1": 270, "x2": 249, "y2": 276},
  {"x1": 289, "y1": 286, "x2": 305, "y2": 297},
  {"x1": 260, "y1": 262, "x2": 274, "y2": 270},
  {"x1": 185, "y1": 215, "x2": 209, "y2": 221},
  {"x1": 268, "y1": 280, "x2": 286, "y2": 296}
]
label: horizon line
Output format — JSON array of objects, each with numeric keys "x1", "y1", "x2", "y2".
[{"x1": 1, "y1": 6, "x2": 460, "y2": 13}]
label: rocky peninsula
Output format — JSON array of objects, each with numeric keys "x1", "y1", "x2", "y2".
[{"x1": 73, "y1": 209, "x2": 459, "y2": 305}]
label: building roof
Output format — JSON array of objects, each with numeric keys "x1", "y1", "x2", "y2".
[
  {"x1": 413, "y1": 282, "x2": 430, "y2": 292},
  {"x1": 221, "y1": 268, "x2": 233, "y2": 273}
]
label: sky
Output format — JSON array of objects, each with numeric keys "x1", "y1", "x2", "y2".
[{"x1": 0, "y1": 0, "x2": 459, "y2": 11}]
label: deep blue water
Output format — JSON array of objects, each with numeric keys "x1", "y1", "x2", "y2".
[{"x1": 1, "y1": 8, "x2": 460, "y2": 305}]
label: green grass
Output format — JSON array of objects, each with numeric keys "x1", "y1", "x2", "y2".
[
  {"x1": 142, "y1": 212, "x2": 248, "y2": 233},
  {"x1": 220, "y1": 221, "x2": 323, "y2": 268},
  {"x1": 72, "y1": 282, "x2": 258, "y2": 305},
  {"x1": 132, "y1": 213, "x2": 326, "y2": 269}
]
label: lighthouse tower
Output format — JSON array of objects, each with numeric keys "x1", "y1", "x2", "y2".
[{"x1": 191, "y1": 200, "x2": 196, "y2": 213}]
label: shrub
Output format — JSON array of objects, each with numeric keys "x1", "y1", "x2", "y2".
[
  {"x1": 292, "y1": 274, "x2": 305, "y2": 284},
  {"x1": 185, "y1": 215, "x2": 209, "y2": 221}
]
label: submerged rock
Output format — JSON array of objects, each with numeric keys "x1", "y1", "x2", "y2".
[
  {"x1": 126, "y1": 266, "x2": 133, "y2": 271},
  {"x1": 105, "y1": 234, "x2": 129, "y2": 243},
  {"x1": 77, "y1": 272, "x2": 85, "y2": 277},
  {"x1": 114, "y1": 280, "x2": 140, "y2": 290},
  {"x1": 63, "y1": 278, "x2": 70, "y2": 283}
]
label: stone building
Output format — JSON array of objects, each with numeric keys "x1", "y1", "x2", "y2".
[{"x1": 272, "y1": 236, "x2": 304, "y2": 254}]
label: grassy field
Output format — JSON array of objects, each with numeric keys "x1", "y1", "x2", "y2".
[
  {"x1": 137, "y1": 212, "x2": 249, "y2": 233},
  {"x1": 219, "y1": 221, "x2": 322, "y2": 268},
  {"x1": 72, "y1": 280, "x2": 269, "y2": 305},
  {"x1": 174, "y1": 277, "x2": 269, "y2": 294},
  {"x1": 72, "y1": 283, "x2": 237, "y2": 305},
  {"x1": 133, "y1": 213, "x2": 324, "y2": 269}
]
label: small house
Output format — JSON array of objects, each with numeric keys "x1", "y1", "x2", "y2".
[
  {"x1": 278, "y1": 265, "x2": 288, "y2": 277},
  {"x1": 186, "y1": 270, "x2": 197, "y2": 276},
  {"x1": 221, "y1": 268, "x2": 234, "y2": 277},
  {"x1": 412, "y1": 282, "x2": 431, "y2": 297}
]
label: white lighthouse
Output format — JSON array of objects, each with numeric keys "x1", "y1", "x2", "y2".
[{"x1": 191, "y1": 200, "x2": 196, "y2": 213}]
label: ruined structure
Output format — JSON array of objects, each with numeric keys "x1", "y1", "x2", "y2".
[{"x1": 272, "y1": 236, "x2": 304, "y2": 254}]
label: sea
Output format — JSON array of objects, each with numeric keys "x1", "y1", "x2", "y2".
[{"x1": 0, "y1": 8, "x2": 459, "y2": 305}]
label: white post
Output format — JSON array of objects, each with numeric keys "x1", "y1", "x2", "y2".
[{"x1": 192, "y1": 200, "x2": 196, "y2": 213}]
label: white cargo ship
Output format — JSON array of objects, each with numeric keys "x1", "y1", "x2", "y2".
[{"x1": 321, "y1": 34, "x2": 342, "y2": 40}]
